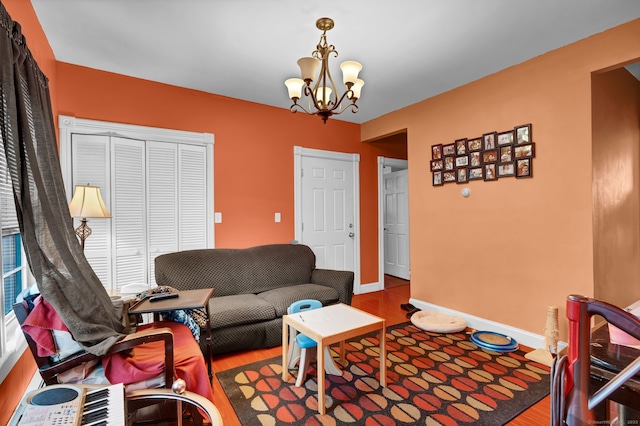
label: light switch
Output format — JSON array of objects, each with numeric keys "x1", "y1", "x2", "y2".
[
  {"x1": 214, "y1": 212, "x2": 222, "y2": 223},
  {"x1": 275, "y1": 212, "x2": 281, "y2": 223}
]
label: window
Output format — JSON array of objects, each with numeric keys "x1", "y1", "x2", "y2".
[{"x1": 0, "y1": 142, "x2": 32, "y2": 382}]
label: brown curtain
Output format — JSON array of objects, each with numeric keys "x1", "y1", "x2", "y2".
[{"x1": 0, "y1": 3, "x2": 124, "y2": 355}]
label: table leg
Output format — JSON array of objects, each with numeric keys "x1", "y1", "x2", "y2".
[
  {"x1": 379, "y1": 321, "x2": 386, "y2": 387},
  {"x1": 317, "y1": 339, "x2": 326, "y2": 415},
  {"x1": 282, "y1": 319, "x2": 290, "y2": 382}
]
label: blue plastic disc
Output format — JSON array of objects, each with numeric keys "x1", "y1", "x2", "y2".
[{"x1": 470, "y1": 331, "x2": 519, "y2": 352}]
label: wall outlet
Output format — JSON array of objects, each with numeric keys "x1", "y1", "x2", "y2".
[
  {"x1": 275, "y1": 212, "x2": 281, "y2": 223},
  {"x1": 214, "y1": 212, "x2": 222, "y2": 223}
]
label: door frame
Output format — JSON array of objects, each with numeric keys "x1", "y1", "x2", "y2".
[
  {"x1": 294, "y1": 146, "x2": 362, "y2": 294},
  {"x1": 377, "y1": 157, "x2": 409, "y2": 289}
]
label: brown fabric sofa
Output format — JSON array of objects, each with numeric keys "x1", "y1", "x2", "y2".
[{"x1": 154, "y1": 244, "x2": 354, "y2": 355}]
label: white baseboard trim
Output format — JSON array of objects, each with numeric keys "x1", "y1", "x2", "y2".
[
  {"x1": 409, "y1": 297, "x2": 567, "y2": 352},
  {"x1": 357, "y1": 281, "x2": 383, "y2": 294}
]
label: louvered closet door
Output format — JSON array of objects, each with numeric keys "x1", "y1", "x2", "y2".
[
  {"x1": 112, "y1": 137, "x2": 147, "y2": 289},
  {"x1": 70, "y1": 134, "x2": 112, "y2": 288},
  {"x1": 147, "y1": 141, "x2": 178, "y2": 285},
  {"x1": 179, "y1": 144, "x2": 208, "y2": 250}
]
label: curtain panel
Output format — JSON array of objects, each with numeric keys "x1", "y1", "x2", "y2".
[{"x1": 0, "y1": 3, "x2": 124, "y2": 355}]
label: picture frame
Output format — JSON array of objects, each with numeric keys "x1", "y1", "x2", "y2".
[
  {"x1": 443, "y1": 171, "x2": 456, "y2": 183},
  {"x1": 497, "y1": 130, "x2": 514, "y2": 146},
  {"x1": 484, "y1": 163, "x2": 497, "y2": 181},
  {"x1": 468, "y1": 138, "x2": 482, "y2": 151},
  {"x1": 444, "y1": 156, "x2": 455, "y2": 171},
  {"x1": 469, "y1": 151, "x2": 481, "y2": 167},
  {"x1": 499, "y1": 146, "x2": 513, "y2": 162},
  {"x1": 455, "y1": 138, "x2": 467, "y2": 155},
  {"x1": 431, "y1": 144, "x2": 443, "y2": 159},
  {"x1": 456, "y1": 167, "x2": 468, "y2": 183},
  {"x1": 432, "y1": 171, "x2": 443, "y2": 186},
  {"x1": 514, "y1": 123, "x2": 532, "y2": 145},
  {"x1": 514, "y1": 143, "x2": 535, "y2": 158},
  {"x1": 516, "y1": 158, "x2": 532, "y2": 178},
  {"x1": 455, "y1": 155, "x2": 469, "y2": 168},
  {"x1": 430, "y1": 159, "x2": 443, "y2": 171},
  {"x1": 482, "y1": 150, "x2": 498, "y2": 163},
  {"x1": 497, "y1": 162, "x2": 515, "y2": 177},
  {"x1": 482, "y1": 132, "x2": 497, "y2": 150},
  {"x1": 468, "y1": 167, "x2": 483, "y2": 180},
  {"x1": 442, "y1": 143, "x2": 455, "y2": 156}
]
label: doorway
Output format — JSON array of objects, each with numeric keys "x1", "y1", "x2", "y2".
[
  {"x1": 377, "y1": 157, "x2": 409, "y2": 288},
  {"x1": 294, "y1": 146, "x2": 361, "y2": 293}
]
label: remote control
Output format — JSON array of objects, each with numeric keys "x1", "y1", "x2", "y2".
[{"x1": 149, "y1": 293, "x2": 179, "y2": 302}]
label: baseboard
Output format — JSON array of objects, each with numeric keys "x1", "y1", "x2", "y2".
[
  {"x1": 357, "y1": 281, "x2": 383, "y2": 294},
  {"x1": 409, "y1": 297, "x2": 568, "y2": 352}
]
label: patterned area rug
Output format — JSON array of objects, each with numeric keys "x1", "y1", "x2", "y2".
[{"x1": 216, "y1": 322, "x2": 550, "y2": 425}]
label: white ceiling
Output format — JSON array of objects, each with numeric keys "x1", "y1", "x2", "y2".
[{"x1": 30, "y1": 0, "x2": 640, "y2": 124}]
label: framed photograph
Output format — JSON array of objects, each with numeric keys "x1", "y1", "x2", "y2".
[
  {"x1": 497, "y1": 130, "x2": 514, "y2": 146},
  {"x1": 443, "y1": 171, "x2": 456, "y2": 183},
  {"x1": 430, "y1": 159, "x2": 443, "y2": 171},
  {"x1": 468, "y1": 167, "x2": 483, "y2": 180},
  {"x1": 499, "y1": 146, "x2": 513, "y2": 162},
  {"x1": 498, "y1": 162, "x2": 515, "y2": 177},
  {"x1": 484, "y1": 163, "x2": 497, "y2": 181},
  {"x1": 455, "y1": 139, "x2": 467, "y2": 155},
  {"x1": 516, "y1": 158, "x2": 532, "y2": 178},
  {"x1": 442, "y1": 143, "x2": 455, "y2": 156},
  {"x1": 469, "y1": 151, "x2": 481, "y2": 167},
  {"x1": 444, "y1": 156, "x2": 455, "y2": 171},
  {"x1": 514, "y1": 123, "x2": 532, "y2": 145},
  {"x1": 468, "y1": 138, "x2": 482, "y2": 151},
  {"x1": 514, "y1": 143, "x2": 535, "y2": 158},
  {"x1": 455, "y1": 155, "x2": 469, "y2": 167},
  {"x1": 431, "y1": 144, "x2": 443, "y2": 159},
  {"x1": 432, "y1": 171, "x2": 443, "y2": 186},
  {"x1": 482, "y1": 150, "x2": 498, "y2": 163},
  {"x1": 456, "y1": 168, "x2": 468, "y2": 183},
  {"x1": 482, "y1": 132, "x2": 497, "y2": 150}
]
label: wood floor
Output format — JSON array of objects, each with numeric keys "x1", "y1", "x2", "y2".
[{"x1": 209, "y1": 281, "x2": 550, "y2": 425}]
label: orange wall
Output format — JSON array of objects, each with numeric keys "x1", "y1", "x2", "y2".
[
  {"x1": 54, "y1": 63, "x2": 407, "y2": 283},
  {"x1": 592, "y1": 68, "x2": 640, "y2": 308},
  {"x1": 362, "y1": 18, "x2": 640, "y2": 341}
]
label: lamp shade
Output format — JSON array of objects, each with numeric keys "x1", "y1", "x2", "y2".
[
  {"x1": 340, "y1": 61, "x2": 362, "y2": 86},
  {"x1": 69, "y1": 185, "x2": 111, "y2": 218},
  {"x1": 297, "y1": 57, "x2": 320, "y2": 82},
  {"x1": 351, "y1": 79, "x2": 365, "y2": 99},
  {"x1": 314, "y1": 86, "x2": 332, "y2": 108},
  {"x1": 284, "y1": 78, "x2": 305, "y2": 100}
]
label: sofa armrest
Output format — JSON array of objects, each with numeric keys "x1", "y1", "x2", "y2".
[{"x1": 311, "y1": 269, "x2": 354, "y2": 305}]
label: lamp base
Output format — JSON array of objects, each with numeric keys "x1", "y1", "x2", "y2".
[{"x1": 75, "y1": 218, "x2": 92, "y2": 250}]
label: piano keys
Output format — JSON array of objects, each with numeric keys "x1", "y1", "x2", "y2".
[{"x1": 17, "y1": 383, "x2": 125, "y2": 426}]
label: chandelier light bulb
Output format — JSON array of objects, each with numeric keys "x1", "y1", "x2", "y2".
[
  {"x1": 284, "y1": 78, "x2": 304, "y2": 101},
  {"x1": 340, "y1": 61, "x2": 362, "y2": 87},
  {"x1": 351, "y1": 79, "x2": 365, "y2": 100},
  {"x1": 315, "y1": 86, "x2": 332, "y2": 108},
  {"x1": 297, "y1": 57, "x2": 320, "y2": 83}
]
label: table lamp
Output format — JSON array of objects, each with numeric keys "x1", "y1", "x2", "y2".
[{"x1": 68, "y1": 185, "x2": 111, "y2": 250}]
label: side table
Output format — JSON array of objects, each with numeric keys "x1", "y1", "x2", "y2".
[{"x1": 128, "y1": 288, "x2": 215, "y2": 383}]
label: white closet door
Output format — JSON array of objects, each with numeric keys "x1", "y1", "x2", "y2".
[
  {"x1": 179, "y1": 144, "x2": 208, "y2": 250},
  {"x1": 112, "y1": 137, "x2": 147, "y2": 289},
  {"x1": 147, "y1": 141, "x2": 178, "y2": 285},
  {"x1": 70, "y1": 134, "x2": 112, "y2": 289}
]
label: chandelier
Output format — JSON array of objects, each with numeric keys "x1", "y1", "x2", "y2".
[{"x1": 284, "y1": 18, "x2": 364, "y2": 124}]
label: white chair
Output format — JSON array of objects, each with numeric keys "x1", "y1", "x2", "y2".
[{"x1": 287, "y1": 299, "x2": 342, "y2": 387}]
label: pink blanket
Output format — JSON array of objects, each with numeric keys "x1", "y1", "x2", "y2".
[{"x1": 21, "y1": 296, "x2": 68, "y2": 357}]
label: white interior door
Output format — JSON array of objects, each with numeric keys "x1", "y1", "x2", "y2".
[
  {"x1": 383, "y1": 169, "x2": 410, "y2": 279},
  {"x1": 301, "y1": 155, "x2": 355, "y2": 271}
]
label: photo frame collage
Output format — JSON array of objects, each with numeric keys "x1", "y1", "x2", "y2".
[{"x1": 430, "y1": 123, "x2": 535, "y2": 186}]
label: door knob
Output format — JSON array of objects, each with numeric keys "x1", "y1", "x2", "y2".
[{"x1": 349, "y1": 232, "x2": 355, "y2": 238}]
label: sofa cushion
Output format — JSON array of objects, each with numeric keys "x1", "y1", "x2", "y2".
[
  {"x1": 209, "y1": 294, "x2": 276, "y2": 329},
  {"x1": 257, "y1": 284, "x2": 340, "y2": 317}
]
